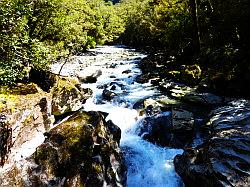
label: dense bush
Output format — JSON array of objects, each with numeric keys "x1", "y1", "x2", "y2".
[
  {"x1": 1, "y1": 0, "x2": 250, "y2": 87},
  {"x1": 0, "y1": 0, "x2": 124, "y2": 85},
  {"x1": 117, "y1": 0, "x2": 250, "y2": 86},
  {"x1": 117, "y1": 0, "x2": 192, "y2": 53}
]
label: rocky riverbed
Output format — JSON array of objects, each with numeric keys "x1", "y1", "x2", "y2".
[{"x1": 0, "y1": 45, "x2": 249, "y2": 187}]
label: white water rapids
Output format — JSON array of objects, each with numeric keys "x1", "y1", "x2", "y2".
[{"x1": 52, "y1": 46, "x2": 184, "y2": 187}]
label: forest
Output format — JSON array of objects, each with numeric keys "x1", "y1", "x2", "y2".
[
  {"x1": 1, "y1": 1, "x2": 250, "y2": 187},
  {"x1": 0, "y1": 0, "x2": 250, "y2": 93}
]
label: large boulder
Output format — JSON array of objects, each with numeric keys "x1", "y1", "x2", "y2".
[
  {"x1": 174, "y1": 99, "x2": 250, "y2": 187},
  {"x1": 172, "y1": 108, "x2": 194, "y2": 132},
  {"x1": 182, "y1": 92, "x2": 224, "y2": 106},
  {"x1": 51, "y1": 77, "x2": 91, "y2": 116},
  {"x1": 77, "y1": 69, "x2": 102, "y2": 83},
  {"x1": 137, "y1": 108, "x2": 195, "y2": 148},
  {"x1": 0, "y1": 111, "x2": 126, "y2": 187}
]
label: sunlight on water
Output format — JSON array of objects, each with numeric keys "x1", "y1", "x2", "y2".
[{"x1": 74, "y1": 46, "x2": 183, "y2": 187}]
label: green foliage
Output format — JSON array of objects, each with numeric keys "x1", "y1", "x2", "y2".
[
  {"x1": 0, "y1": 0, "x2": 124, "y2": 85},
  {"x1": 118, "y1": 0, "x2": 192, "y2": 52}
]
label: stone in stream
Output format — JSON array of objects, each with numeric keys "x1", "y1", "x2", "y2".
[
  {"x1": 52, "y1": 77, "x2": 91, "y2": 116},
  {"x1": 137, "y1": 108, "x2": 195, "y2": 148},
  {"x1": 109, "y1": 63, "x2": 117, "y2": 68},
  {"x1": 174, "y1": 99, "x2": 250, "y2": 187},
  {"x1": 102, "y1": 89, "x2": 117, "y2": 101},
  {"x1": 0, "y1": 111, "x2": 126, "y2": 187},
  {"x1": 122, "y1": 69, "x2": 132, "y2": 74},
  {"x1": 77, "y1": 69, "x2": 102, "y2": 83},
  {"x1": 172, "y1": 108, "x2": 194, "y2": 131},
  {"x1": 182, "y1": 92, "x2": 224, "y2": 106}
]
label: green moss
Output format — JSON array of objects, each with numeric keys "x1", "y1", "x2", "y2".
[
  {"x1": 92, "y1": 163, "x2": 103, "y2": 174},
  {"x1": 168, "y1": 71, "x2": 181, "y2": 75},
  {"x1": 183, "y1": 64, "x2": 202, "y2": 79},
  {"x1": 157, "y1": 98, "x2": 180, "y2": 105},
  {"x1": 51, "y1": 112, "x2": 92, "y2": 150},
  {"x1": 54, "y1": 77, "x2": 80, "y2": 91}
]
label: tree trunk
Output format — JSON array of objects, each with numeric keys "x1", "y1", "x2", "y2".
[{"x1": 189, "y1": 0, "x2": 201, "y2": 54}]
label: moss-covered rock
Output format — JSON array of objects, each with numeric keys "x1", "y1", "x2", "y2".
[
  {"x1": 51, "y1": 77, "x2": 91, "y2": 116},
  {"x1": 0, "y1": 111, "x2": 126, "y2": 187},
  {"x1": 33, "y1": 111, "x2": 126, "y2": 186}
]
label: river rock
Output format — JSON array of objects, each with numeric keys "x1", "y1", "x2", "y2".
[
  {"x1": 137, "y1": 112, "x2": 172, "y2": 146},
  {"x1": 0, "y1": 111, "x2": 126, "y2": 187},
  {"x1": 77, "y1": 69, "x2": 102, "y2": 83},
  {"x1": 172, "y1": 108, "x2": 194, "y2": 131},
  {"x1": 137, "y1": 108, "x2": 195, "y2": 148},
  {"x1": 174, "y1": 99, "x2": 250, "y2": 187},
  {"x1": 0, "y1": 114, "x2": 11, "y2": 166},
  {"x1": 102, "y1": 89, "x2": 117, "y2": 101},
  {"x1": 122, "y1": 70, "x2": 132, "y2": 74},
  {"x1": 182, "y1": 92, "x2": 224, "y2": 106},
  {"x1": 51, "y1": 77, "x2": 90, "y2": 116}
]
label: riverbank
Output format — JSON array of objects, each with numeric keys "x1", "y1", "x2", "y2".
[
  {"x1": 0, "y1": 71, "x2": 126, "y2": 186},
  {"x1": 135, "y1": 50, "x2": 250, "y2": 186},
  {"x1": 136, "y1": 50, "x2": 250, "y2": 98},
  {"x1": 1, "y1": 45, "x2": 249, "y2": 187}
]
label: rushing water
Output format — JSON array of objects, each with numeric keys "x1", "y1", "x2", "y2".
[{"x1": 52, "y1": 46, "x2": 184, "y2": 187}]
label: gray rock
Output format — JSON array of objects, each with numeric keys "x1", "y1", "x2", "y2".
[
  {"x1": 183, "y1": 92, "x2": 224, "y2": 105},
  {"x1": 175, "y1": 100, "x2": 250, "y2": 187},
  {"x1": 172, "y1": 108, "x2": 194, "y2": 131},
  {"x1": 0, "y1": 111, "x2": 127, "y2": 187},
  {"x1": 137, "y1": 108, "x2": 195, "y2": 148},
  {"x1": 51, "y1": 78, "x2": 90, "y2": 116},
  {"x1": 77, "y1": 70, "x2": 102, "y2": 83}
]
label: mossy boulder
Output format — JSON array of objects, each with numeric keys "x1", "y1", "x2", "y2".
[
  {"x1": 33, "y1": 111, "x2": 125, "y2": 186},
  {"x1": 0, "y1": 111, "x2": 126, "y2": 187},
  {"x1": 51, "y1": 77, "x2": 92, "y2": 116}
]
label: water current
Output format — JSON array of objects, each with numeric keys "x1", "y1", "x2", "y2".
[{"x1": 52, "y1": 46, "x2": 184, "y2": 187}]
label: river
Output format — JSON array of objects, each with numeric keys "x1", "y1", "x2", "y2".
[{"x1": 52, "y1": 45, "x2": 184, "y2": 187}]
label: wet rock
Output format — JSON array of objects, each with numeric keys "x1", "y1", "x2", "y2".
[
  {"x1": 133, "y1": 98, "x2": 164, "y2": 116},
  {"x1": 175, "y1": 100, "x2": 250, "y2": 187},
  {"x1": 0, "y1": 114, "x2": 11, "y2": 166},
  {"x1": 183, "y1": 92, "x2": 224, "y2": 106},
  {"x1": 158, "y1": 80, "x2": 195, "y2": 98},
  {"x1": 0, "y1": 111, "x2": 126, "y2": 187},
  {"x1": 135, "y1": 73, "x2": 151, "y2": 83},
  {"x1": 109, "y1": 63, "x2": 117, "y2": 68},
  {"x1": 137, "y1": 112, "x2": 172, "y2": 145},
  {"x1": 122, "y1": 70, "x2": 132, "y2": 74},
  {"x1": 77, "y1": 70, "x2": 102, "y2": 83},
  {"x1": 172, "y1": 108, "x2": 194, "y2": 131},
  {"x1": 137, "y1": 109, "x2": 195, "y2": 148},
  {"x1": 51, "y1": 77, "x2": 90, "y2": 116},
  {"x1": 102, "y1": 89, "x2": 117, "y2": 101}
]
